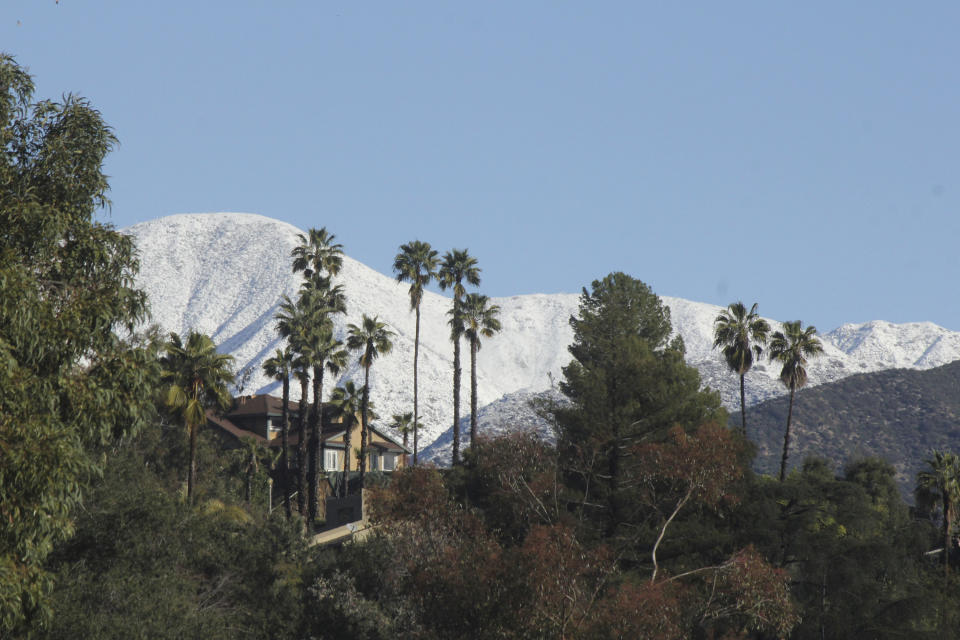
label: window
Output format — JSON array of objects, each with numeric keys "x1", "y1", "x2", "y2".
[
  {"x1": 368, "y1": 452, "x2": 380, "y2": 471},
  {"x1": 324, "y1": 449, "x2": 341, "y2": 471},
  {"x1": 382, "y1": 453, "x2": 397, "y2": 471}
]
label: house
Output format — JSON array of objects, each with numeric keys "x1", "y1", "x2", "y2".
[{"x1": 206, "y1": 393, "x2": 409, "y2": 474}]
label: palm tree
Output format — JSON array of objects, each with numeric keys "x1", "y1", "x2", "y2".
[
  {"x1": 768, "y1": 320, "x2": 823, "y2": 481},
  {"x1": 391, "y1": 411, "x2": 414, "y2": 452},
  {"x1": 712, "y1": 301, "x2": 770, "y2": 438},
  {"x1": 917, "y1": 451, "x2": 960, "y2": 578},
  {"x1": 263, "y1": 346, "x2": 295, "y2": 519},
  {"x1": 459, "y1": 293, "x2": 501, "y2": 450},
  {"x1": 276, "y1": 295, "x2": 313, "y2": 516},
  {"x1": 291, "y1": 226, "x2": 344, "y2": 281},
  {"x1": 233, "y1": 436, "x2": 271, "y2": 504},
  {"x1": 304, "y1": 324, "x2": 349, "y2": 528},
  {"x1": 393, "y1": 240, "x2": 439, "y2": 465},
  {"x1": 161, "y1": 331, "x2": 235, "y2": 503},
  {"x1": 438, "y1": 249, "x2": 481, "y2": 465},
  {"x1": 330, "y1": 381, "x2": 362, "y2": 497},
  {"x1": 346, "y1": 314, "x2": 394, "y2": 488}
]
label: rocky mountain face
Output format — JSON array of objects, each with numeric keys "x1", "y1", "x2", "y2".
[{"x1": 126, "y1": 213, "x2": 960, "y2": 461}]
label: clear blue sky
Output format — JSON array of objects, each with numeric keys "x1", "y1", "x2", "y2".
[{"x1": 5, "y1": 2, "x2": 959, "y2": 331}]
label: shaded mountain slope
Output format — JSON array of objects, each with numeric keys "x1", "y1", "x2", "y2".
[{"x1": 743, "y1": 360, "x2": 960, "y2": 495}]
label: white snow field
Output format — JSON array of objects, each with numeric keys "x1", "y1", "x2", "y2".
[{"x1": 126, "y1": 213, "x2": 960, "y2": 461}]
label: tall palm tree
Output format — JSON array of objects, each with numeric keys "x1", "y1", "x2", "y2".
[
  {"x1": 304, "y1": 324, "x2": 349, "y2": 528},
  {"x1": 768, "y1": 320, "x2": 823, "y2": 481},
  {"x1": 346, "y1": 314, "x2": 394, "y2": 488},
  {"x1": 712, "y1": 301, "x2": 771, "y2": 438},
  {"x1": 459, "y1": 293, "x2": 501, "y2": 450},
  {"x1": 291, "y1": 226, "x2": 344, "y2": 281},
  {"x1": 330, "y1": 381, "x2": 362, "y2": 498},
  {"x1": 276, "y1": 294, "x2": 313, "y2": 516},
  {"x1": 438, "y1": 249, "x2": 481, "y2": 465},
  {"x1": 161, "y1": 331, "x2": 235, "y2": 503},
  {"x1": 917, "y1": 451, "x2": 960, "y2": 578},
  {"x1": 263, "y1": 346, "x2": 295, "y2": 519},
  {"x1": 393, "y1": 240, "x2": 439, "y2": 465}
]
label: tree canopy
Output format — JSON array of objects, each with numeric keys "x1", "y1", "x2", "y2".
[{"x1": 0, "y1": 53, "x2": 159, "y2": 631}]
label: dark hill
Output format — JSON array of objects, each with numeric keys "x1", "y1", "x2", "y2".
[{"x1": 738, "y1": 359, "x2": 960, "y2": 496}]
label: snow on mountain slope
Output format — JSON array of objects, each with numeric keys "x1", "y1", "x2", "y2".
[{"x1": 126, "y1": 213, "x2": 960, "y2": 456}]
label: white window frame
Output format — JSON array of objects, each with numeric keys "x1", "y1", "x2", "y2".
[{"x1": 324, "y1": 449, "x2": 341, "y2": 471}]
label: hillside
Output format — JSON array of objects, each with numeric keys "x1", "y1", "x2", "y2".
[
  {"x1": 125, "y1": 212, "x2": 960, "y2": 456},
  {"x1": 743, "y1": 359, "x2": 960, "y2": 494}
]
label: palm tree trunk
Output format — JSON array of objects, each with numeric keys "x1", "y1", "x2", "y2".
[
  {"x1": 739, "y1": 373, "x2": 747, "y2": 436},
  {"x1": 452, "y1": 335, "x2": 462, "y2": 465},
  {"x1": 470, "y1": 336, "x2": 479, "y2": 449},
  {"x1": 779, "y1": 386, "x2": 796, "y2": 482},
  {"x1": 359, "y1": 364, "x2": 370, "y2": 489},
  {"x1": 311, "y1": 367, "x2": 326, "y2": 527},
  {"x1": 413, "y1": 304, "x2": 421, "y2": 465},
  {"x1": 308, "y1": 365, "x2": 322, "y2": 527},
  {"x1": 188, "y1": 419, "x2": 198, "y2": 503},
  {"x1": 945, "y1": 495, "x2": 952, "y2": 579},
  {"x1": 342, "y1": 420, "x2": 352, "y2": 498},
  {"x1": 297, "y1": 374, "x2": 309, "y2": 516},
  {"x1": 281, "y1": 377, "x2": 291, "y2": 519}
]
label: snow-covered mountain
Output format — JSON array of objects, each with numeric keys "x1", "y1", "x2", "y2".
[{"x1": 125, "y1": 213, "x2": 960, "y2": 457}]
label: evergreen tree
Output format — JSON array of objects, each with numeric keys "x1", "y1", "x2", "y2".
[
  {"x1": 393, "y1": 240, "x2": 439, "y2": 465},
  {"x1": 552, "y1": 273, "x2": 725, "y2": 538}
]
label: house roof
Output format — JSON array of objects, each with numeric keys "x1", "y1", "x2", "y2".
[
  {"x1": 206, "y1": 412, "x2": 269, "y2": 445},
  {"x1": 229, "y1": 394, "x2": 299, "y2": 417},
  {"x1": 206, "y1": 393, "x2": 410, "y2": 453}
]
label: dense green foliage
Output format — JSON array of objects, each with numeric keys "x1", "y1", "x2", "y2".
[
  {"x1": 0, "y1": 54, "x2": 159, "y2": 631},
  {"x1": 553, "y1": 272, "x2": 727, "y2": 538}
]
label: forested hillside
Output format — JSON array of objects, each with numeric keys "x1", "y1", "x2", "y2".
[{"x1": 743, "y1": 360, "x2": 960, "y2": 493}]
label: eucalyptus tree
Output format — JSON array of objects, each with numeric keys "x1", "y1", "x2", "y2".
[
  {"x1": 459, "y1": 293, "x2": 502, "y2": 450},
  {"x1": 346, "y1": 314, "x2": 395, "y2": 487},
  {"x1": 712, "y1": 301, "x2": 770, "y2": 438},
  {"x1": 393, "y1": 240, "x2": 439, "y2": 464},
  {"x1": 438, "y1": 249, "x2": 481, "y2": 465},
  {"x1": 0, "y1": 54, "x2": 161, "y2": 629},
  {"x1": 262, "y1": 346, "x2": 295, "y2": 518},
  {"x1": 162, "y1": 331, "x2": 235, "y2": 503},
  {"x1": 330, "y1": 381, "x2": 363, "y2": 497},
  {"x1": 917, "y1": 450, "x2": 960, "y2": 578},
  {"x1": 768, "y1": 320, "x2": 823, "y2": 481}
]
